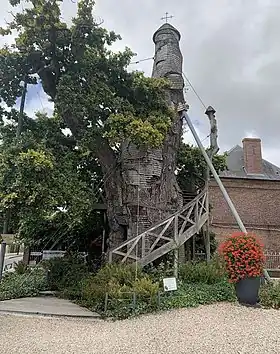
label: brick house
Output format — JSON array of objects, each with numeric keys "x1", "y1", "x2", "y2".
[{"x1": 209, "y1": 138, "x2": 280, "y2": 252}]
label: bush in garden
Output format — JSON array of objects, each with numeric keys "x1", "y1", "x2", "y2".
[
  {"x1": 160, "y1": 281, "x2": 236, "y2": 310},
  {"x1": 144, "y1": 259, "x2": 174, "y2": 282},
  {"x1": 179, "y1": 258, "x2": 226, "y2": 284},
  {"x1": 80, "y1": 263, "x2": 159, "y2": 309},
  {"x1": 260, "y1": 282, "x2": 280, "y2": 309},
  {"x1": 14, "y1": 261, "x2": 29, "y2": 275},
  {"x1": 0, "y1": 268, "x2": 47, "y2": 301},
  {"x1": 41, "y1": 254, "x2": 89, "y2": 291}
]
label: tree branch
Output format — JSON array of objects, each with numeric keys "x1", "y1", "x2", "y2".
[{"x1": 94, "y1": 135, "x2": 117, "y2": 173}]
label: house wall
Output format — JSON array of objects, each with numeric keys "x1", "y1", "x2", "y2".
[{"x1": 209, "y1": 178, "x2": 280, "y2": 251}]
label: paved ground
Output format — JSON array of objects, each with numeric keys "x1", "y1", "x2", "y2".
[
  {"x1": 0, "y1": 296, "x2": 99, "y2": 318},
  {"x1": 0, "y1": 302, "x2": 280, "y2": 354}
]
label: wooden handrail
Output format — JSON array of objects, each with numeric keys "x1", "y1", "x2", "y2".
[{"x1": 110, "y1": 187, "x2": 207, "y2": 257}]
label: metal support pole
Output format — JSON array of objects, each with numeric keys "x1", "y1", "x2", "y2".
[
  {"x1": 0, "y1": 242, "x2": 7, "y2": 281},
  {"x1": 180, "y1": 109, "x2": 271, "y2": 282},
  {"x1": 182, "y1": 110, "x2": 246, "y2": 232}
]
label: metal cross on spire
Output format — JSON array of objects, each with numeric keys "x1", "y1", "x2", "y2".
[{"x1": 161, "y1": 12, "x2": 174, "y2": 23}]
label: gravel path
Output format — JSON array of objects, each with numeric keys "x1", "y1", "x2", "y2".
[{"x1": 0, "y1": 302, "x2": 280, "y2": 353}]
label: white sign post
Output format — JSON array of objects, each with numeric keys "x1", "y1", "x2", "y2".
[{"x1": 163, "y1": 277, "x2": 177, "y2": 292}]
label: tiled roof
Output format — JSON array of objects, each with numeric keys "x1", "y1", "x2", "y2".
[{"x1": 220, "y1": 145, "x2": 280, "y2": 180}]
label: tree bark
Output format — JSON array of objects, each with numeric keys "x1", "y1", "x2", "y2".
[
  {"x1": 103, "y1": 108, "x2": 184, "y2": 255},
  {"x1": 90, "y1": 125, "x2": 184, "y2": 254}
]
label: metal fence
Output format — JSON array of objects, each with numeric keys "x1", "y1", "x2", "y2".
[
  {"x1": 190, "y1": 251, "x2": 280, "y2": 270},
  {"x1": 29, "y1": 251, "x2": 87, "y2": 265},
  {"x1": 264, "y1": 252, "x2": 280, "y2": 270}
]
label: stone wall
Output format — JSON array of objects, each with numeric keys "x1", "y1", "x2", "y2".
[{"x1": 209, "y1": 177, "x2": 280, "y2": 251}]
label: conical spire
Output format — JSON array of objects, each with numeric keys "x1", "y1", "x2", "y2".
[{"x1": 153, "y1": 23, "x2": 181, "y2": 44}]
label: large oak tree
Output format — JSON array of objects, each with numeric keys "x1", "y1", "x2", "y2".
[{"x1": 0, "y1": 0, "x2": 226, "y2": 254}]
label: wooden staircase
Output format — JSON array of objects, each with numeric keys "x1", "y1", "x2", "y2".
[{"x1": 109, "y1": 188, "x2": 208, "y2": 266}]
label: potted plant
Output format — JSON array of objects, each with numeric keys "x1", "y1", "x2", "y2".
[{"x1": 219, "y1": 232, "x2": 265, "y2": 306}]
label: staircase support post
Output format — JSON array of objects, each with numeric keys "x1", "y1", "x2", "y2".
[
  {"x1": 180, "y1": 108, "x2": 271, "y2": 282},
  {"x1": 174, "y1": 215, "x2": 179, "y2": 278},
  {"x1": 204, "y1": 189, "x2": 211, "y2": 263}
]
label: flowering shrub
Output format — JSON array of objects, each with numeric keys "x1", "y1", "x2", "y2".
[{"x1": 219, "y1": 232, "x2": 265, "y2": 283}]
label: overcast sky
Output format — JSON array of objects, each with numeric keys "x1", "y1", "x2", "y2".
[{"x1": 1, "y1": 0, "x2": 280, "y2": 165}]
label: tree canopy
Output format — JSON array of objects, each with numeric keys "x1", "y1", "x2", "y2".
[
  {"x1": 0, "y1": 110, "x2": 104, "y2": 244},
  {"x1": 0, "y1": 0, "x2": 173, "y2": 161},
  {"x1": 0, "y1": 0, "x2": 227, "y2": 252}
]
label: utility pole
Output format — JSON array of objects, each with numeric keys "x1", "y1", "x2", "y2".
[
  {"x1": 204, "y1": 106, "x2": 219, "y2": 262},
  {"x1": 1, "y1": 75, "x2": 29, "y2": 270},
  {"x1": 16, "y1": 76, "x2": 28, "y2": 139},
  {"x1": 19, "y1": 76, "x2": 31, "y2": 265},
  {"x1": 178, "y1": 104, "x2": 271, "y2": 282}
]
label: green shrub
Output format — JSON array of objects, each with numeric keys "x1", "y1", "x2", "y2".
[
  {"x1": 78, "y1": 262, "x2": 235, "y2": 319},
  {"x1": 102, "y1": 279, "x2": 235, "y2": 320},
  {"x1": 132, "y1": 277, "x2": 159, "y2": 298},
  {"x1": 92, "y1": 263, "x2": 143, "y2": 287},
  {"x1": 41, "y1": 254, "x2": 89, "y2": 291},
  {"x1": 80, "y1": 264, "x2": 160, "y2": 312},
  {"x1": 14, "y1": 261, "x2": 29, "y2": 275},
  {"x1": 160, "y1": 281, "x2": 236, "y2": 310},
  {"x1": 0, "y1": 268, "x2": 47, "y2": 301},
  {"x1": 179, "y1": 258, "x2": 226, "y2": 284},
  {"x1": 144, "y1": 260, "x2": 174, "y2": 282},
  {"x1": 260, "y1": 282, "x2": 280, "y2": 309}
]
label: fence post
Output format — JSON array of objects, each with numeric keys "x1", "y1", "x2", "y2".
[
  {"x1": 0, "y1": 242, "x2": 7, "y2": 281},
  {"x1": 104, "y1": 293, "x2": 109, "y2": 312},
  {"x1": 132, "y1": 292, "x2": 136, "y2": 310},
  {"x1": 157, "y1": 291, "x2": 161, "y2": 309}
]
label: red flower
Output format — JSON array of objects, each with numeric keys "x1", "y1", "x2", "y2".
[{"x1": 219, "y1": 232, "x2": 264, "y2": 283}]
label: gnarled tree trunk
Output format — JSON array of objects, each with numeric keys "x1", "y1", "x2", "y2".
[{"x1": 103, "y1": 23, "x2": 186, "y2": 252}]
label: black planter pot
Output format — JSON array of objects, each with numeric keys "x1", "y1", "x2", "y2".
[{"x1": 235, "y1": 277, "x2": 261, "y2": 306}]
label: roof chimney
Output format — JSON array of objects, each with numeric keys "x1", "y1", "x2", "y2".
[{"x1": 242, "y1": 138, "x2": 263, "y2": 174}]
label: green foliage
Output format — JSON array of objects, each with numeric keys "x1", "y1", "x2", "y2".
[
  {"x1": 79, "y1": 264, "x2": 160, "y2": 319},
  {"x1": 80, "y1": 263, "x2": 157, "y2": 307},
  {"x1": 194, "y1": 231, "x2": 218, "y2": 255},
  {"x1": 160, "y1": 281, "x2": 236, "y2": 310},
  {"x1": 0, "y1": 0, "x2": 172, "y2": 151},
  {"x1": 0, "y1": 267, "x2": 47, "y2": 300},
  {"x1": 144, "y1": 259, "x2": 174, "y2": 282},
  {"x1": 260, "y1": 283, "x2": 280, "y2": 309},
  {"x1": 133, "y1": 277, "x2": 159, "y2": 298},
  {"x1": 179, "y1": 259, "x2": 226, "y2": 284},
  {"x1": 0, "y1": 110, "x2": 103, "y2": 245},
  {"x1": 14, "y1": 260, "x2": 29, "y2": 275},
  {"x1": 41, "y1": 254, "x2": 89, "y2": 291},
  {"x1": 177, "y1": 143, "x2": 227, "y2": 191},
  {"x1": 89, "y1": 263, "x2": 141, "y2": 286},
  {"x1": 0, "y1": 0, "x2": 177, "y2": 245},
  {"x1": 36, "y1": 257, "x2": 236, "y2": 320},
  {"x1": 0, "y1": 49, "x2": 34, "y2": 107}
]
